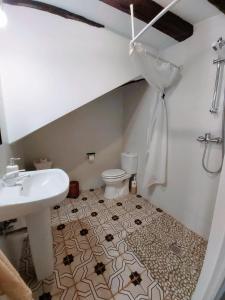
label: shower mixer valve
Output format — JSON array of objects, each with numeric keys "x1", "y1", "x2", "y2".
[{"x1": 197, "y1": 133, "x2": 223, "y2": 144}]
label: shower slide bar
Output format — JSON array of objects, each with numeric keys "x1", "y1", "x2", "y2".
[
  {"x1": 210, "y1": 59, "x2": 225, "y2": 113},
  {"x1": 130, "y1": 0, "x2": 183, "y2": 46},
  {"x1": 210, "y1": 37, "x2": 225, "y2": 114}
]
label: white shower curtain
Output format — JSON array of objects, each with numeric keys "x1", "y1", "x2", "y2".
[{"x1": 130, "y1": 43, "x2": 180, "y2": 187}]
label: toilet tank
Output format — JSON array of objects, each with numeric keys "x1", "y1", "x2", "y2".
[{"x1": 121, "y1": 152, "x2": 138, "y2": 175}]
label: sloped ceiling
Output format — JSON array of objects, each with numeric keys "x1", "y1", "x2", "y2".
[
  {"x1": 0, "y1": 4, "x2": 140, "y2": 142},
  {"x1": 155, "y1": 0, "x2": 220, "y2": 24},
  {"x1": 0, "y1": 0, "x2": 221, "y2": 142}
]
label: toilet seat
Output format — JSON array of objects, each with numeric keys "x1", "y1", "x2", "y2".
[
  {"x1": 102, "y1": 169, "x2": 126, "y2": 179},
  {"x1": 101, "y1": 169, "x2": 131, "y2": 199},
  {"x1": 101, "y1": 152, "x2": 138, "y2": 200}
]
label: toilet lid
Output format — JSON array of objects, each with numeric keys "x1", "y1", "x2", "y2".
[{"x1": 102, "y1": 169, "x2": 126, "y2": 179}]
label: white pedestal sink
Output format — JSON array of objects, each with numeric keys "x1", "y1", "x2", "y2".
[{"x1": 0, "y1": 169, "x2": 69, "y2": 280}]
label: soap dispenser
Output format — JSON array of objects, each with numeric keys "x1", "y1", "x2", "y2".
[
  {"x1": 131, "y1": 175, "x2": 137, "y2": 194},
  {"x1": 6, "y1": 157, "x2": 21, "y2": 174}
]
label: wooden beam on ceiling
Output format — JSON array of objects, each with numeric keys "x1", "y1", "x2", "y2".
[
  {"x1": 100, "y1": 0, "x2": 193, "y2": 42},
  {"x1": 121, "y1": 78, "x2": 146, "y2": 87},
  {"x1": 208, "y1": 0, "x2": 225, "y2": 14},
  {"x1": 3, "y1": 0, "x2": 104, "y2": 28}
]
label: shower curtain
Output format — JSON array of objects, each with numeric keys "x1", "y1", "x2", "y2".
[{"x1": 130, "y1": 43, "x2": 180, "y2": 187}]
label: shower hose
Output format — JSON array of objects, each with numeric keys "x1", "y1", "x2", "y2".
[{"x1": 202, "y1": 96, "x2": 225, "y2": 174}]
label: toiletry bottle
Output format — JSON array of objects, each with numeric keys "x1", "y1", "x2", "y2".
[
  {"x1": 6, "y1": 158, "x2": 20, "y2": 174},
  {"x1": 131, "y1": 176, "x2": 137, "y2": 194}
]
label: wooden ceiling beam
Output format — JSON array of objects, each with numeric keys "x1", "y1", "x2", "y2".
[
  {"x1": 100, "y1": 0, "x2": 193, "y2": 42},
  {"x1": 208, "y1": 0, "x2": 225, "y2": 14},
  {"x1": 121, "y1": 78, "x2": 146, "y2": 87},
  {"x1": 3, "y1": 0, "x2": 104, "y2": 28}
]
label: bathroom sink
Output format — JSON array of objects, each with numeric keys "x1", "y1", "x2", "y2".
[
  {"x1": 0, "y1": 168, "x2": 69, "y2": 221},
  {"x1": 0, "y1": 168, "x2": 69, "y2": 280}
]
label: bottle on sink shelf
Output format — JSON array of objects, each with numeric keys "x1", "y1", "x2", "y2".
[
  {"x1": 6, "y1": 158, "x2": 20, "y2": 174},
  {"x1": 130, "y1": 175, "x2": 137, "y2": 194}
]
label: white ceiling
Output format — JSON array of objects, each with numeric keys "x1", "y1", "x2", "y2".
[
  {"x1": 154, "y1": 0, "x2": 219, "y2": 24},
  {"x1": 36, "y1": 0, "x2": 221, "y2": 50}
]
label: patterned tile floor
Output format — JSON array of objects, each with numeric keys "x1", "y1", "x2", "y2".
[{"x1": 19, "y1": 188, "x2": 207, "y2": 300}]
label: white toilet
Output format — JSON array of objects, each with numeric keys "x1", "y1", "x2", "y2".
[{"x1": 102, "y1": 152, "x2": 138, "y2": 200}]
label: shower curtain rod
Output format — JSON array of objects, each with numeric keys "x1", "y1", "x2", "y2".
[
  {"x1": 129, "y1": 0, "x2": 182, "y2": 70},
  {"x1": 130, "y1": 0, "x2": 183, "y2": 45}
]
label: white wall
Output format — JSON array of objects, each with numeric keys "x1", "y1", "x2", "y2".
[
  {"x1": 0, "y1": 4, "x2": 139, "y2": 143},
  {"x1": 0, "y1": 81, "x2": 24, "y2": 176},
  {"x1": 123, "y1": 14, "x2": 225, "y2": 238},
  {"x1": 22, "y1": 88, "x2": 124, "y2": 190}
]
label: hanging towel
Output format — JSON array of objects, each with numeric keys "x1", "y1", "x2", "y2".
[
  {"x1": 0, "y1": 249, "x2": 33, "y2": 300},
  {"x1": 130, "y1": 43, "x2": 180, "y2": 188}
]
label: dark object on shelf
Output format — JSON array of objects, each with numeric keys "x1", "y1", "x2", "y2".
[{"x1": 67, "y1": 181, "x2": 80, "y2": 199}]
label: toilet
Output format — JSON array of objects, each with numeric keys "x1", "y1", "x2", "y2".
[{"x1": 102, "y1": 152, "x2": 138, "y2": 199}]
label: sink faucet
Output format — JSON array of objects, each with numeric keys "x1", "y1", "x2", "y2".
[{"x1": 2, "y1": 170, "x2": 30, "y2": 187}]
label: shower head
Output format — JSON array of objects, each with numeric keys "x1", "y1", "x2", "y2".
[
  {"x1": 212, "y1": 37, "x2": 225, "y2": 52},
  {"x1": 212, "y1": 42, "x2": 218, "y2": 51}
]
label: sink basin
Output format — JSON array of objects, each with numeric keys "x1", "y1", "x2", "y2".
[
  {"x1": 0, "y1": 169, "x2": 69, "y2": 221},
  {"x1": 0, "y1": 168, "x2": 69, "y2": 280}
]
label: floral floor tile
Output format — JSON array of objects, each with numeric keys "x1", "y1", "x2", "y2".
[
  {"x1": 42, "y1": 263, "x2": 74, "y2": 296},
  {"x1": 114, "y1": 283, "x2": 149, "y2": 300},
  {"x1": 92, "y1": 241, "x2": 120, "y2": 265},
  {"x1": 53, "y1": 242, "x2": 67, "y2": 266},
  {"x1": 20, "y1": 189, "x2": 206, "y2": 300},
  {"x1": 97, "y1": 209, "x2": 113, "y2": 225},
  {"x1": 103, "y1": 256, "x2": 131, "y2": 296},
  {"x1": 122, "y1": 251, "x2": 146, "y2": 275},
  {"x1": 109, "y1": 206, "x2": 127, "y2": 217},
  {"x1": 52, "y1": 285, "x2": 79, "y2": 300},
  {"x1": 70, "y1": 252, "x2": 97, "y2": 284},
  {"x1": 76, "y1": 272, "x2": 112, "y2": 300}
]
